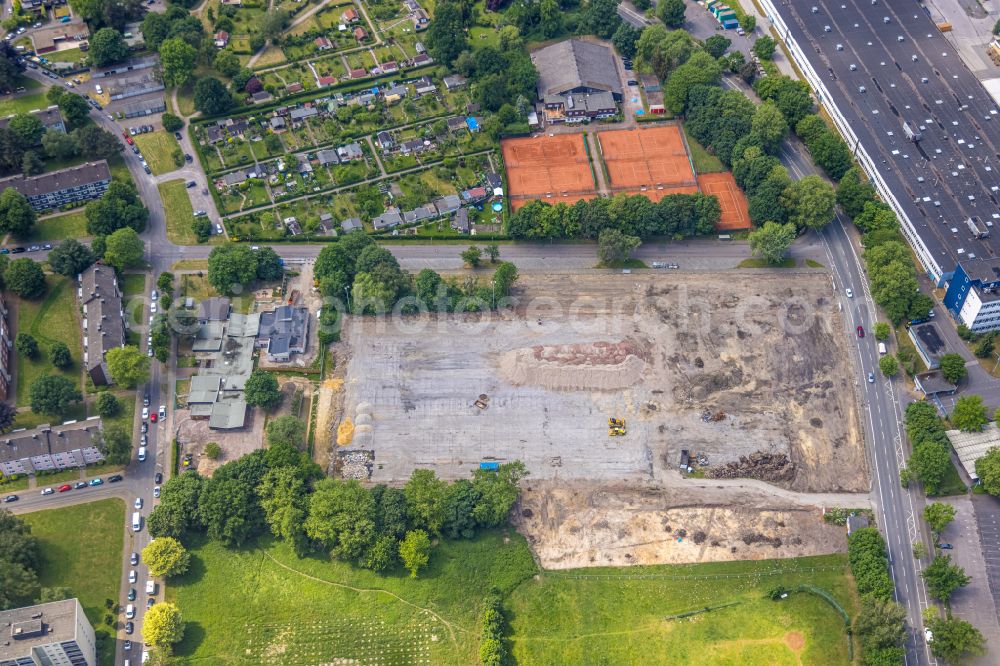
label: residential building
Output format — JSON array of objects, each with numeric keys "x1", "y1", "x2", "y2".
[
  {"x1": 354, "y1": 26, "x2": 368, "y2": 41},
  {"x1": 446, "y1": 116, "x2": 467, "y2": 132},
  {"x1": 452, "y1": 207, "x2": 470, "y2": 233},
  {"x1": 0, "y1": 161, "x2": 110, "y2": 211},
  {"x1": 412, "y1": 54, "x2": 433, "y2": 67},
  {"x1": 214, "y1": 31, "x2": 230, "y2": 47},
  {"x1": 434, "y1": 194, "x2": 461, "y2": 216},
  {"x1": 315, "y1": 36, "x2": 332, "y2": 50},
  {"x1": 31, "y1": 20, "x2": 88, "y2": 54},
  {"x1": 342, "y1": 217, "x2": 362, "y2": 232},
  {"x1": 290, "y1": 106, "x2": 318, "y2": 122},
  {"x1": 79, "y1": 264, "x2": 124, "y2": 386},
  {"x1": 443, "y1": 75, "x2": 467, "y2": 90},
  {"x1": 0, "y1": 106, "x2": 65, "y2": 134},
  {"x1": 349, "y1": 67, "x2": 368, "y2": 79},
  {"x1": 403, "y1": 203, "x2": 436, "y2": 224},
  {"x1": 318, "y1": 75, "x2": 338, "y2": 86},
  {"x1": 341, "y1": 7, "x2": 358, "y2": 22},
  {"x1": 0, "y1": 599, "x2": 96, "y2": 666},
  {"x1": 373, "y1": 207, "x2": 403, "y2": 230},
  {"x1": 400, "y1": 138, "x2": 430, "y2": 154},
  {"x1": 270, "y1": 116, "x2": 286, "y2": 131},
  {"x1": 188, "y1": 311, "x2": 257, "y2": 430},
  {"x1": 907, "y1": 321, "x2": 948, "y2": 370},
  {"x1": 257, "y1": 305, "x2": 310, "y2": 362},
  {"x1": 198, "y1": 297, "x2": 231, "y2": 323},
  {"x1": 0, "y1": 419, "x2": 103, "y2": 477},
  {"x1": 376, "y1": 130, "x2": 395, "y2": 151},
  {"x1": 316, "y1": 148, "x2": 340, "y2": 166},
  {"x1": 337, "y1": 142, "x2": 363, "y2": 161},
  {"x1": 318, "y1": 212, "x2": 335, "y2": 234},
  {"x1": 461, "y1": 186, "x2": 488, "y2": 203},
  {"x1": 286, "y1": 82, "x2": 304, "y2": 94},
  {"x1": 381, "y1": 61, "x2": 399, "y2": 74},
  {"x1": 414, "y1": 76, "x2": 436, "y2": 95}
]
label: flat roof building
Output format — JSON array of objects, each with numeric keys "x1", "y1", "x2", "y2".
[
  {"x1": 0, "y1": 599, "x2": 96, "y2": 666},
  {"x1": 907, "y1": 322, "x2": 948, "y2": 370},
  {"x1": 0, "y1": 161, "x2": 110, "y2": 212}
]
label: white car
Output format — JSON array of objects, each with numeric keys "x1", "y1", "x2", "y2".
[
  {"x1": 151, "y1": 289, "x2": 158, "y2": 300},
  {"x1": 845, "y1": 288, "x2": 853, "y2": 298},
  {"x1": 141, "y1": 407, "x2": 149, "y2": 421},
  {"x1": 128, "y1": 569, "x2": 137, "y2": 584},
  {"x1": 134, "y1": 497, "x2": 143, "y2": 510},
  {"x1": 153, "y1": 486, "x2": 161, "y2": 498},
  {"x1": 924, "y1": 628, "x2": 933, "y2": 643},
  {"x1": 150, "y1": 302, "x2": 157, "y2": 313},
  {"x1": 95, "y1": 84, "x2": 102, "y2": 94},
  {"x1": 158, "y1": 405, "x2": 166, "y2": 420},
  {"x1": 125, "y1": 604, "x2": 135, "y2": 619}
]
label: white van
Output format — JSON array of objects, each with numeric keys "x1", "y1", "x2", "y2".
[
  {"x1": 146, "y1": 579, "x2": 157, "y2": 595},
  {"x1": 878, "y1": 342, "x2": 887, "y2": 355},
  {"x1": 131, "y1": 512, "x2": 141, "y2": 532},
  {"x1": 138, "y1": 446, "x2": 146, "y2": 462}
]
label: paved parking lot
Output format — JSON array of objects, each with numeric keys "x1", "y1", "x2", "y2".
[{"x1": 940, "y1": 495, "x2": 1000, "y2": 665}]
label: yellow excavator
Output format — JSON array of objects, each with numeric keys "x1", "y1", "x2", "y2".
[{"x1": 608, "y1": 418, "x2": 627, "y2": 436}]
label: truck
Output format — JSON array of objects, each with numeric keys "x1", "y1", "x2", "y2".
[
  {"x1": 966, "y1": 215, "x2": 990, "y2": 239},
  {"x1": 903, "y1": 121, "x2": 922, "y2": 142},
  {"x1": 479, "y1": 462, "x2": 500, "y2": 471}
]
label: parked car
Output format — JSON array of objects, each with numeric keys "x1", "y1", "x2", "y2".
[
  {"x1": 184, "y1": 153, "x2": 193, "y2": 162},
  {"x1": 186, "y1": 180, "x2": 196, "y2": 188},
  {"x1": 108, "y1": 474, "x2": 124, "y2": 482},
  {"x1": 125, "y1": 621, "x2": 134, "y2": 635},
  {"x1": 174, "y1": 131, "x2": 182, "y2": 140},
  {"x1": 127, "y1": 588, "x2": 136, "y2": 602},
  {"x1": 216, "y1": 224, "x2": 223, "y2": 235},
  {"x1": 41, "y1": 487, "x2": 54, "y2": 495},
  {"x1": 73, "y1": 481, "x2": 86, "y2": 489},
  {"x1": 3, "y1": 494, "x2": 18, "y2": 502},
  {"x1": 153, "y1": 486, "x2": 161, "y2": 498},
  {"x1": 125, "y1": 136, "x2": 133, "y2": 145},
  {"x1": 130, "y1": 552, "x2": 139, "y2": 565},
  {"x1": 159, "y1": 405, "x2": 166, "y2": 419},
  {"x1": 144, "y1": 394, "x2": 150, "y2": 407},
  {"x1": 146, "y1": 597, "x2": 155, "y2": 609},
  {"x1": 134, "y1": 497, "x2": 143, "y2": 510},
  {"x1": 142, "y1": 407, "x2": 149, "y2": 420},
  {"x1": 94, "y1": 84, "x2": 102, "y2": 94},
  {"x1": 150, "y1": 413, "x2": 158, "y2": 423},
  {"x1": 128, "y1": 127, "x2": 136, "y2": 136},
  {"x1": 125, "y1": 604, "x2": 135, "y2": 619},
  {"x1": 128, "y1": 570, "x2": 137, "y2": 584},
  {"x1": 154, "y1": 472, "x2": 162, "y2": 484},
  {"x1": 89, "y1": 478, "x2": 103, "y2": 486},
  {"x1": 27, "y1": 245, "x2": 39, "y2": 252},
  {"x1": 143, "y1": 164, "x2": 151, "y2": 174},
  {"x1": 141, "y1": 422, "x2": 148, "y2": 434},
  {"x1": 57, "y1": 484, "x2": 72, "y2": 492},
  {"x1": 938, "y1": 543, "x2": 953, "y2": 550},
  {"x1": 124, "y1": 639, "x2": 132, "y2": 651}
]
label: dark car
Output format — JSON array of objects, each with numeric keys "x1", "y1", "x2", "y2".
[
  {"x1": 108, "y1": 474, "x2": 124, "y2": 483},
  {"x1": 125, "y1": 621, "x2": 134, "y2": 635},
  {"x1": 154, "y1": 472, "x2": 163, "y2": 484},
  {"x1": 124, "y1": 639, "x2": 132, "y2": 651},
  {"x1": 11, "y1": 247, "x2": 25, "y2": 253},
  {"x1": 127, "y1": 588, "x2": 136, "y2": 601},
  {"x1": 73, "y1": 481, "x2": 87, "y2": 489},
  {"x1": 627, "y1": 79, "x2": 637, "y2": 86},
  {"x1": 184, "y1": 153, "x2": 193, "y2": 162},
  {"x1": 186, "y1": 180, "x2": 196, "y2": 188},
  {"x1": 856, "y1": 325, "x2": 865, "y2": 338},
  {"x1": 174, "y1": 131, "x2": 182, "y2": 140},
  {"x1": 3, "y1": 494, "x2": 18, "y2": 502},
  {"x1": 144, "y1": 394, "x2": 150, "y2": 407},
  {"x1": 938, "y1": 543, "x2": 953, "y2": 550},
  {"x1": 146, "y1": 597, "x2": 156, "y2": 609}
]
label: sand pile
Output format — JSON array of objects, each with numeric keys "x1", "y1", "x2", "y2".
[
  {"x1": 498, "y1": 341, "x2": 647, "y2": 391},
  {"x1": 336, "y1": 417, "x2": 354, "y2": 445}
]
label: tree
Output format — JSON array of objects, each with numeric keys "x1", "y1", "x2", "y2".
[
  {"x1": 926, "y1": 615, "x2": 987, "y2": 663},
  {"x1": 204, "y1": 442, "x2": 221, "y2": 459},
  {"x1": 191, "y1": 217, "x2": 211, "y2": 243},
  {"x1": 493, "y1": 262, "x2": 519, "y2": 298},
  {"x1": 597, "y1": 228, "x2": 642, "y2": 265},
  {"x1": 161, "y1": 113, "x2": 183, "y2": 133},
  {"x1": 244, "y1": 369, "x2": 281, "y2": 409},
  {"x1": 99, "y1": 425, "x2": 131, "y2": 464},
  {"x1": 0, "y1": 401, "x2": 16, "y2": 433},
  {"x1": 910, "y1": 439, "x2": 952, "y2": 496},
  {"x1": 29, "y1": 375, "x2": 81, "y2": 415},
  {"x1": 612, "y1": 23, "x2": 641, "y2": 60},
  {"x1": 664, "y1": 51, "x2": 722, "y2": 114},
  {"x1": 213, "y1": 49, "x2": 240, "y2": 77},
  {"x1": 837, "y1": 167, "x2": 878, "y2": 219},
  {"x1": 105, "y1": 346, "x2": 149, "y2": 388},
  {"x1": 748, "y1": 221, "x2": 795, "y2": 264},
  {"x1": 657, "y1": 0, "x2": 686, "y2": 28},
  {"x1": 426, "y1": 1, "x2": 467, "y2": 65},
  {"x1": 197, "y1": 476, "x2": 262, "y2": 546},
  {"x1": 86, "y1": 181, "x2": 147, "y2": 236},
  {"x1": 782, "y1": 175, "x2": 836, "y2": 230},
  {"x1": 703, "y1": 35, "x2": 731, "y2": 59},
  {"x1": 913, "y1": 541, "x2": 927, "y2": 559},
  {"x1": 752, "y1": 35, "x2": 777, "y2": 60},
  {"x1": 461, "y1": 245, "x2": 482, "y2": 268},
  {"x1": 922, "y1": 555, "x2": 970, "y2": 603},
  {"x1": 399, "y1": 530, "x2": 431, "y2": 577},
  {"x1": 89, "y1": 27, "x2": 129, "y2": 67},
  {"x1": 7, "y1": 113, "x2": 43, "y2": 148},
  {"x1": 266, "y1": 415, "x2": 306, "y2": 449},
  {"x1": 207, "y1": 243, "x2": 257, "y2": 294},
  {"x1": 809, "y1": 131, "x2": 853, "y2": 180},
  {"x1": 142, "y1": 537, "x2": 190, "y2": 577},
  {"x1": 485, "y1": 244, "x2": 500, "y2": 264},
  {"x1": 15, "y1": 333, "x2": 38, "y2": 359},
  {"x1": 21, "y1": 151, "x2": 42, "y2": 176},
  {"x1": 951, "y1": 395, "x2": 988, "y2": 432},
  {"x1": 305, "y1": 478, "x2": 376, "y2": 561},
  {"x1": 4, "y1": 258, "x2": 45, "y2": 298},
  {"x1": 47, "y1": 239, "x2": 95, "y2": 277},
  {"x1": 472, "y1": 461, "x2": 527, "y2": 527},
  {"x1": 96, "y1": 392, "x2": 120, "y2": 418},
  {"x1": 254, "y1": 246, "x2": 283, "y2": 281},
  {"x1": 142, "y1": 603, "x2": 185, "y2": 648},
  {"x1": 0, "y1": 188, "x2": 35, "y2": 237},
  {"x1": 404, "y1": 469, "x2": 448, "y2": 535},
  {"x1": 740, "y1": 14, "x2": 756, "y2": 32},
  {"x1": 257, "y1": 466, "x2": 308, "y2": 552},
  {"x1": 976, "y1": 447, "x2": 1000, "y2": 496},
  {"x1": 160, "y1": 38, "x2": 198, "y2": 87},
  {"x1": 878, "y1": 355, "x2": 898, "y2": 377},
  {"x1": 750, "y1": 101, "x2": 787, "y2": 153},
  {"x1": 442, "y1": 480, "x2": 479, "y2": 539},
  {"x1": 923, "y1": 502, "x2": 956, "y2": 535},
  {"x1": 103, "y1": 227, "x2": 144, "y2": 271},
  {"x1": 854, "y1": 596, "x2": 906, "y2": 656},
  {"x1": 585, "y1": 0, "x2": 622, "y2": 38},
  {"x1": 193, "y1": 76, "x2": 233, "y2": 116},
  {"x1": 148, "y1": 472, "x2": 204, "y2": 539},
  {"x1": 939, "y1": 353, "x2": 967, "y2": 384},
  {"x1": 49, "y1": 342, "x2": 72, "y2": 370},
  {"x1": 874, "y1": 322, "x2": 891, "y2": 340},
  {"x1": 43, "y1": 130, "x2": 80, "y2": 159},
  {"x1": 0, "y1": 559, "x2": 38, "y2": 611}
]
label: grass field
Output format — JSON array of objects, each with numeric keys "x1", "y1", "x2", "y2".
[
  {"x1": 15, "y1": 275, "x2": 83, "y2": 407},
  {"x1": 683, "y1": 124, "x2": 726, "y2": 174},
  {"x1": 739, "y1": 257, "x2": 797, "y2": 268},
  {"x1": 0, "y1": 90, "x2": 48, "y2": 116},
  {"x1": 158, "y1": 179, "x2": 199, "y2": 245},
  {"x1": 168, "y1": 532, "x2": 858, "y2": 666},
  {"x1": 21, "y1": 499, "x2": 125, "y2": 664},
  {"x1": 29, "y1": 210, "x2": 88, "y2": 242},
  {"x1": 134, "y1": 131, "x2": 182, "y2": 176},
  {"x1": 507, "y1": 554, "x2": 858, "y2": 665}
]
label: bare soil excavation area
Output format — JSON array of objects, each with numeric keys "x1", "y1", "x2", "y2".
[{"x1": 331, "y1": 271, "x2": 866, "y2": 565}]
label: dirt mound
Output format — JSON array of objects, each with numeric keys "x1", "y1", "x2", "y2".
[
  {"x1": 498, "y1": 340, "x2": 648, "y2": 391},
  {"x1": 708, "y1": 452, "x2": 795, "y2": 483}
]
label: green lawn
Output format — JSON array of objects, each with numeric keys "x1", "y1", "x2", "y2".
[
  {"x1": 167, "y1": 532, "x2": 858, "y2": 666},
  {"x1": 121, "y1": 273, "x2": 146, "y2": 299},
  {"x1": 0, "y1": 90, "x2": 49, "y2": 116},
  {"x1": 134, "y1": 131, "x2": 182, "y2": 176},
  {"x1": 15, "y1": 276, "x2": 84, "y2": 407},
  {"x1": 29, "y1": 210, "x2": 88, "y2": 242},
  {"x1": 35, "y1": 467, "x2": 84, "y2": 485},
  {"x1": 158, "y1": 179, "x2": 205, "y2": 245},
  {"x1": 21, "y1": 499, "x2": 125, "y2": 665},
  {"x1": 507, "y1": 554, "x2": 858, "y2": 665},
  {"x1": 683, "y1": 123, "x2": 726, "y2": 174},
  {"x1": 739, "y1": 258, "x2": 797, "y2": 268}
]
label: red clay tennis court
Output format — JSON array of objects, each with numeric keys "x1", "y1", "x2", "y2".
[
  {"x1": 598, "y1": 126, "x2": 697, "y2": 193},
  {"x1": 697, "y1": 172, "x2": 751, "y2": 231},
  {"x1": 502, "y1": 135, "x2": 598, "y2": 209}
]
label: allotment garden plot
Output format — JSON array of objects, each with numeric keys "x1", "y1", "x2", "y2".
[{"x1": 334, "y1": 272, "x2": 865, "y2": 493}]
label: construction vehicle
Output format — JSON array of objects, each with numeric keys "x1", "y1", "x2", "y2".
[
  {"x1": 990, "y1": 40, "x2": 1000, "y2": 66},
  {"x1": 608, "y1": 417, "x2": 627, "y2": 436}
]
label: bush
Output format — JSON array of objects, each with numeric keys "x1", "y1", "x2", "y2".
[
  {"x1": 204, "y1": 442, "x2": 221, "y2": 459},
  {"x1": 848, "y1": 527, "x2": 894, "y2": 601}
]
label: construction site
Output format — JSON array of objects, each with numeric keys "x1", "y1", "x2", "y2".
[{"x1": 325, "y1": 271, "x2": 867, "y2": 564}]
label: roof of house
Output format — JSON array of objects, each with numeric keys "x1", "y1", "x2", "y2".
[
  {"x1": 188, "y1": 375, "x2": 221, "y2": 404},
  {"x1": 79, "y1": 264, "x2": 123, "y2": 376},
  {"x1": 0, "y1": 161, "x2": 110, "y2": 200},
  {"x1": 290, "y1": 106, "x2": 318, "y2": 120},
  {"x1": 0, "y1": 105, "x2": 63, "y2": 132},
  {"x1": 0, "y1": 419, "x2": 102, "y2": 467},
  {"x1": 435, "y1": 194, "x2": 461, "y2": 214},
  {"x1": 316, "y1": 148, "x2": 339, "y2": 164},
  {"x1": 342, "y1": 217, "x2": 362, "y2": 231},
  {"x1": 453, "y1": 207, "x2": 470, "y2": 231},
  {"x1": 0, "y1": 599, "x2": 88, "y2": 659},
  {"x1": 947, "y1": 421, "x2": 1000, "y2": 481},
  {"x1": 373, "y1": 208, "x2": 403, "y2": 229},
  {"x1": 198, "y1": 297, "x2": 231, "y2": 321},
  {"x1": 531, "y1": 39, "x2": 622, "y2": 98},
  {"x1": 208, "y1": 399, "x2": 247, "y2": 429},
  {"x1": 258, "y1": 306, "x2": 309, "y2": 357}
]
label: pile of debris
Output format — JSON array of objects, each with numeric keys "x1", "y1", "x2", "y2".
[
  {"x1": 707, "y1": 451, "x2": 795, "y2": 483},
  {"x1": 337, "y1": 450, "x2": 374, "y2": 480},
  {"x1": 700, "y1": 410, "x2": 725, "y2": 422}
]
